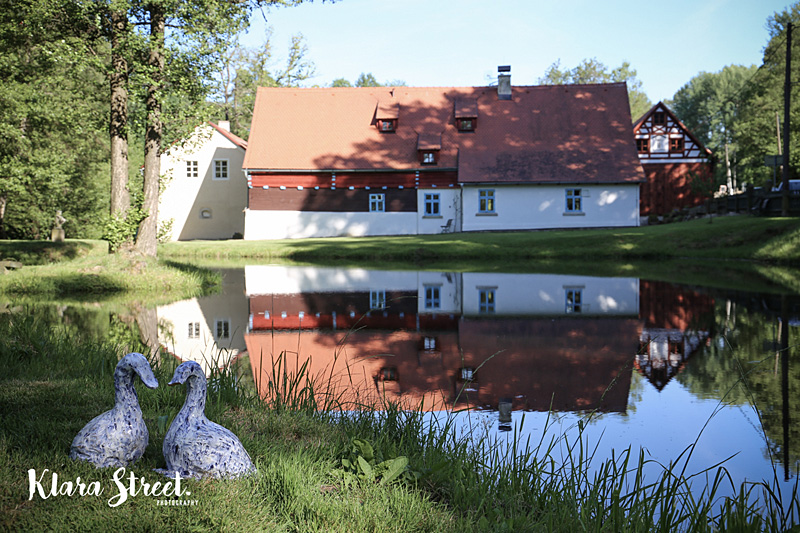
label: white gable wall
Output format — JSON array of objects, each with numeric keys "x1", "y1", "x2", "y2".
[{"x1": 159, "y1": 125, "x2": 247, "y2": 241}]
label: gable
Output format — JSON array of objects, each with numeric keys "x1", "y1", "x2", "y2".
[{"x1": 633, "y1": 102, "x2": 711, "y2": 162}]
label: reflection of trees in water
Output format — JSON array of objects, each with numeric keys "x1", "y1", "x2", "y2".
[{"x1": 678, "y1": 297, "x2": 800, "y2": 475}]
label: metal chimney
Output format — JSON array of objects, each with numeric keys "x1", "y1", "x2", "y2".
[{"x1": 497, "y1": 65, "x2": 511, "y2": 100}]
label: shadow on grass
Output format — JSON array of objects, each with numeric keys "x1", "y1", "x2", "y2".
[{"x1": 0, "y1": 240, "x2": 97, "y2": 265}]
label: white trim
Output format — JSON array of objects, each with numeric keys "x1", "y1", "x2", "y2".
[{"x1": 640, "y1": 158, "x2": 710, "y2": 164}]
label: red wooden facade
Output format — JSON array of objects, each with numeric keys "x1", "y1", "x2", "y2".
[{"x1": 633, "y1": 103, "x2": 714, "y2": 217}]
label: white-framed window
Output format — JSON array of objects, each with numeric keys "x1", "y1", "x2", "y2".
[
  {"x1": 215, "y1": 319, "x2": 230, "y2": 339},
  {"x1": 188, "y1": 322, "x2": 200, "y2": 339},
  {"x1": 369, "y1": 193, "x2": 385, "y2": 212},
  {"x1": 421, "y1": 151, "x2": 437, "y2": 164},
  {"x1": 186, "y1": 161, "x2": 198, "y2": 178},
  {"x1": 565, "y1": 189, "x2": 582, "y2": 213},
  {"x1": 423, "y1": 337, "x2": 438, "y2": 351},
  {"x1": 213, "y1": 159, "x2": 229, "y2": 180},
  {"x1": 566, "y1": 289, "x2": 582, "y2": 313},
  {"x1": 370, "y1": 290, "x2": 386, "y2": 310},
  {"x1": 424, "y1": 285, "x2": 441, "y2": 309},
  {"x1": 478, "y1": 288, "x2": 496, "y2": 314},
  {"x1": 424, "y1": 193, "x2": 440, "y2": 216},
  {"x1": 478, "y1": 189, "x2": 495, "y2": 213}
]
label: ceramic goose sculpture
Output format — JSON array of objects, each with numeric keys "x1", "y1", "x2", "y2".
[
  {"x1": 70, "y1": 352, "x2": 159, "y2": 468},
  {"x1": 161, "y1": 361, "x2": 255, "y2": 479}
]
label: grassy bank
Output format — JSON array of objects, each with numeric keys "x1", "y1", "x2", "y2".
[
  {"x1": 160, "y1": 215, "x2": 800, "y2": 266},
  {"x1": 1, "y1": 318, "x2": 796, "y2": 532},
  {"x1": 0, "y1": 240, "x2": 220, "y2": 299}
]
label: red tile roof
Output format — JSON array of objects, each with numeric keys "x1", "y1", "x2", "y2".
[{"x1": 243, "y1": 84, "x2": 645, "y2": 184}]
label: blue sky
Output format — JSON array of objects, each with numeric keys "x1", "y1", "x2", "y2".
[{"x1": 244, "y1": 0, "x2": 792, "y2": 102}]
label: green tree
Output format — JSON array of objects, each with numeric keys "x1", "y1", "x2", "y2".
[
  {"x1": 736, "y1": 3, "x2": 800, "y2": 190},
  {"x1": 0, "y1": 0, "x2": 108, "y2": 239},
  {"x1": 538, "y1": 58, "x2": 653, "y2": 121},
  {"x1": 331, "y1": 77, "x2": 352, "y2": 87},
  {"x1": 670, "y1": 65, "x2": 758, "y2": 193}
]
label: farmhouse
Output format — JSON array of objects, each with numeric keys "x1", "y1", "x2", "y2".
[
  {"x1": 159, "y1": 121, "x2": 248, "y2": 241},
  {"x1": 242, "y1": 70, "x2": 646, "y2": 239},
  {"x1": 633, "y1": 102, "x2": 714, "y2": 217}
]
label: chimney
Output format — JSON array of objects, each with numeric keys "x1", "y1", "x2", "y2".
[
  {"x1": 218, "y1": 120, "x2": 231, "y2": 131},
  {"x1": 497, "y1": 65, "x2": 511, "y2": 100}
]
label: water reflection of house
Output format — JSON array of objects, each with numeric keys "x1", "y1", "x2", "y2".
[
  {"x1": 244, "y1": 266, "x2": 641, "y2": 412},
  {"x1": 157, "y1": 269, "x2": 249, "y2": 375},
  {"x1": 635, "y1": 280, "x2": 714, "y2": 390}
]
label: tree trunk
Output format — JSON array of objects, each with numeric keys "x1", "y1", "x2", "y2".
[
  {"x1": 109, "y1": 7, "x2": 130, "y2": 219},
  {"x1": 136, "y1": 7, "x2": 164, "y2": 258},
  {"x1": 0, "y1": 194, "x2": 7, "y2": 239}
]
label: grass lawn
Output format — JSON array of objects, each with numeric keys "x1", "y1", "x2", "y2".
[{"x1": 160, "y1": 215, "x2": 800, "y2": 265}]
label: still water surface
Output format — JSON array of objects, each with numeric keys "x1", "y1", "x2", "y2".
[{"x1": 9, "y1": 265, "x2": 799, "y2": 506}]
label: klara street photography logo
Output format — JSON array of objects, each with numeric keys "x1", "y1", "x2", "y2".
[{"x1": 27, "y1": 467, "x2": 198, "y2": 507}]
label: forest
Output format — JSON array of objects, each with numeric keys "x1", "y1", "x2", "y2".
[{"x1": 1, "y1": 0, "x2": 798, "y2": 246}]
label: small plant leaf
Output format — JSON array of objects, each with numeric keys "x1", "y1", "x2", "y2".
[
  {"x1": 357, "y1": 455, "x2": 374, "y2": 481},
  {"x1": 379, "y1": 456, "x2": 408, "y2": 485}
]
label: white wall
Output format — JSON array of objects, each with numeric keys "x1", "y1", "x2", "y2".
[
  {"x1": 461, "y1": 184, "x2": 640, "y2": 232},
  {"x1": 244, "y1": 210, "x2": 417, "y2": 240},
  {"x1": 417, "y1": 188, "x2": 461, "y2": 234},
  {"x1": 159, "y1": 125, "x2": 247, "y2": 241},
  {"x1": 461, "y1": 273, "x2": 639, "y2": 316}
]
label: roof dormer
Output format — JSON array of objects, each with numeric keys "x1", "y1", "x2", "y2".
[
  {"x1": 417, "y1": 133, "x2": 441, "y2": 165},
  {"x1": 455, "y1": 98, "x2": 478, "y2": 132},
  {"x1": 376, "y1": 101, "x2": 399, "y2": 133}
]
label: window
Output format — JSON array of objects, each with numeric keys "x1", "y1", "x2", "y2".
[
  {"x1": 186, "y1": 161, "x2": 198, "y2": 178},
  {"x1": 422, "y1": 337, "x2": 438, "y2": 352},
  {"x1": 378, "y1": 119, "x2": 396, "y2": 132},
  {"x1": 424, "y1": 285, "x2": 441, "y2": 309},
  {"x1": 379, "y1": 367, "x2": 398, "y2": 381},
  {"x1": 636, "y1": 138, "x2": 648, "y2": 153},
  {"x1": 478, "y1": 189, "x2": 495, "y2": 213},
  {"x1": 188, "y1": 322, "x2": 200, "y2": 339},
  {"x1": 670, "y1": 137, "x2": 684, "y2": 152},
  {"x1": 421, "y1": 151, "x2": 437, "y2": 164},
  {"x1": 424, "y1": 193, "x2": 440, "y2": 216},
  {"x1": 215, "y1": 319, "x2": 230, "y2": 339},
  {"x1": 565, "y1": 189, "x2": 582, "y2": 213},
  {"x1": 370, "y1": 290, "x2": 386, "y2": 310},
  {"x1": 566, "y1": 289, "x2": 582, "y2": 313},
  {"x1": 457, "y1": 118, "x2": 475, "y2": 132},
  {"x1": 461, "y1": 367, "x2": 475, "y2": 381},
  {"x1": 369, "y1": 193, "x2": 385, "y2": 212},
  {"x1": 653, "y1": 111, "x2": 666, "y2": 125},
  {"x1": 479, "y1": 288, "x2": 496, "y2": 314},
  {"x1": 213, "y1": 159, "x2": 228, "y2": 180}
]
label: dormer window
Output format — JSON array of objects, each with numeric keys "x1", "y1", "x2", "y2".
[
  {"x1": 376, "y1": 100, "x2": 399, "y2": 133},
  {"x1": 455, "y1": 98, "x2": 478, "y2": 132},
  {"x1": 417, "y1": 133, "x2": 441, "y2": 166},
  {"x1": 378, "y1": 119, "x2": 396, "y2": 132},
  {"x1": 457, "y1": 118, "x2": 475, "y2": 132}
]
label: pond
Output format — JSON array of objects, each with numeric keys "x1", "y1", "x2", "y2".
[{"x1": 6, "y1": 264, "x2": 799, "y2": 507}]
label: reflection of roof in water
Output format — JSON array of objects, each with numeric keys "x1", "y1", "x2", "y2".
[{"x1": 245, "y1": 317, "x2": 639, "y2": 413}]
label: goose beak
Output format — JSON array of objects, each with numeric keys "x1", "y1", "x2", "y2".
[{"x1": 122, "y1": 352, "x2": 159, "y2": 389}]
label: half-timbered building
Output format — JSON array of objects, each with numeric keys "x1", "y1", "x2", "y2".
[
  {"x1": 633, "y1": 102, "x2": 714, "y2": 217},
  {"x1": 242, "y1": 73, "x2": 646, "y2": 239}
]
